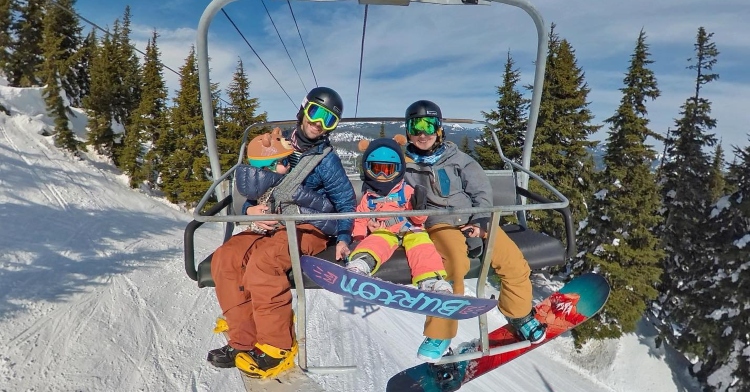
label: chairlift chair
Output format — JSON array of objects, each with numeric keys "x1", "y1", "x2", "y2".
[{"x1": 183, "y1": 0, "x2": 573, "y2": 372}]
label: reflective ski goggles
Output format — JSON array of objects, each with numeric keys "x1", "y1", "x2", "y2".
[
  {"x1": 366, "y1": 161, "x2": 401, "y2": 180},
  {"x1": 406, "y1": 116, "x2": 441, "y2": 136},
  {"x1": 303, "y1": 101, "x2": 340, "y2": 131}
]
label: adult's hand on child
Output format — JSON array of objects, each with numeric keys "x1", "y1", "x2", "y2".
[
  {"x1": 254, "y1": 220, "x2": 280, "y2": 231},
  {"x1": 246, "y1": 204, "x2": 268, "y2": 215},
  {"x1": 335, "y1": 241, "x2": 351, "y2": 260},
  {"x1": 246, "y1": 204, "x2": 279, "y2": 231}
]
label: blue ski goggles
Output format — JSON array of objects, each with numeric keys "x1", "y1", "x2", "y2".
[
  {"x1": 303, "y1": 101, "x2": 340, "y2": 131},
  {"x1": 406, "y1": 116, "x2": 441, "y2": 136}
]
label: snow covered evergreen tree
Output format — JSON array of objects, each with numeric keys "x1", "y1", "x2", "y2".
[
  {"x1": 689, "y1": 137, "x2": 750, "y2": 391},
  {"x1": 708, "y1": 142, "x2": 727, "y2": 202},
  {"x1": 573, "y1": 30, "x2": 663, "y2": 343},
  {"x1": 656, "y1": 27, "x2": 722, "y2": 382}
]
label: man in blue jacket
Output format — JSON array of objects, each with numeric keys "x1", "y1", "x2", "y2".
[{"x1": 207, "y1": 87, "x2": 355, "y2": 379}]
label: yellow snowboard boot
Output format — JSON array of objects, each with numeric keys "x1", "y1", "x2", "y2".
[{"x1": 235, "y1": 342, "x2": 298, "y2": 379}]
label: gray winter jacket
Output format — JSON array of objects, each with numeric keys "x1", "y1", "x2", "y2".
[{"x1": 404, "y1": 141, "x2": 492, "y2": 231}]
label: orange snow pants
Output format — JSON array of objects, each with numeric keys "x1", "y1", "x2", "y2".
[
  {"x1": 348, "y1": 230, "x2": 447, "y2": 284},
  {"x1": 423, "y1": 223, "x2": 532, "y2": 339},
  {"x1": 211, "y1": 224, "x2": 329, "y2": 351}
]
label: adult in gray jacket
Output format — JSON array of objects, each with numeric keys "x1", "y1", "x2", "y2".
[{"x1": 403, "y1": 100, "x2": 546, "y2": 362}]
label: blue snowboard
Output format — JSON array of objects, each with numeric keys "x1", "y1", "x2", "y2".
[{"x1": 300, "y1": 255, "x2": 498, "y2": 320}]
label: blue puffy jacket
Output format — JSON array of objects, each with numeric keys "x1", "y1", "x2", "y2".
[
  {"x1": 236, "y1": 142, "x2": 356, "y2": 244},
  {"x1": 236, "y1": 165, "x2": 337, "y2": 236}
]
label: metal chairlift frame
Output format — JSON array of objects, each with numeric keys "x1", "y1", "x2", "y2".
[{"x1": 191, "y1": 0, "x2": 563, "y2": 373}]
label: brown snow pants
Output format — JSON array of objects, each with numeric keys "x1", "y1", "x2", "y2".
[
  {"x1": 211, "y1": 224, "x2": 329, "y2": 351},
  {"x1": 423, "y1": 223, "x2": 532, "y2": 339}
]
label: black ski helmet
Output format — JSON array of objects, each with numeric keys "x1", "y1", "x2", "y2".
[
  {"x1": 297, "y1": 87, "x2": 344, "y2": 127},
  {"x1": 404, "y1": 100, "x2": 444, "y2": 148},
  {"x1": 405, "y1": 100, "x2": 442, "y2": 121}
]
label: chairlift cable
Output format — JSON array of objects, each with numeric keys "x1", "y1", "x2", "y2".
[
  {"x1": 260, "y1": 0, "x2": 307, "y2": 92},
  {"x1": 354, "y1": 5, "x2": 369, "y2": 117},
  {"x1": 47, "y1": 0, "x2": 234, "y2": 108},
  {"x1": 287, "y1": 0, "x2": 318, "y2": 88},
  {"x1": 221, "y1": 9, "x2": 297, "y2": 109}
]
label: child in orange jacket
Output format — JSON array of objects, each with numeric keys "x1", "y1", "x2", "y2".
[{"x1": 345, "y1": 136, "x2": 452, "y2": 361}]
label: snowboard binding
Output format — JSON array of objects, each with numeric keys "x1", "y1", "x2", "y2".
[{"x1": 427, "y1": 348, "x2": 463, "y2": 392}]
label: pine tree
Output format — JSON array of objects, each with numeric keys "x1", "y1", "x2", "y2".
[
  {"x1": 476, "y1": 51, "x2": 528, "y2": 169},
  {"x1": 526, "y1": 24, "x2": 599, "y2": 242},
  {"x1": 107, "y1": 8, "x2": 141, "y2": 165},
  {"x1": 708, "y1": 142, "x2": 726, "y2": 202},
  {"x1": 656, "y1": 27, "x2": 721, "y2": 373},
  {"x1": 573, "y1": 30, "x2": 663, "y2": 343},
  {"x1": 84, "y1": 32, "x2": 117, "y2": 156},
  {"x1": 0, "y1": 0, "x2": 12, "y2": 75},
  {"x1": 71, "y1": 30, "x2": 95, "y2": 107},
  {"x1": 459, "y1": 135, "x2": 470, "y2": 154},
  {"x1": 218, "y1": 58, "x2": 267, "y2": 171},
  {"x1": 128, "y1": 31, "x2": 170, "y2": 190},
  {"x1": 43, "y1": 0, "x2": 81, "y2": 107},
  {"x1": 112, "y1": 6, "x2": 140, "y2": 126},
  {"x1": 161, "y1": 47, "x2": 213, "y2": 206},
  {"x1": 691, "y1": 138, "x2": 750, "y2": 390},
  {"x1": 40, "y1": 0, "x2": 78, "y2": 153},
  {"x1": 7, "y1": 0, "x2": 44, "y2": 86},
  {"x1": 121, "y1": 31, "x2": 168, "y2": 188}
]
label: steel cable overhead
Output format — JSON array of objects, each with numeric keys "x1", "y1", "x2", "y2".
[
  {"x1": 287, "y1": 0, "x2": 318, "y2": 88},
  {"x1": 354, "y1": 5, "x2": 369, "y2": 117},
  {"x1": 260, "y1": 0, "x2": 307, "y2": 92},
  {"x1": 221, "y1": 9, "x2": 297, "y2": 109},
  {"x1": 47, "y1": 0, "x2": 234, "y2": 107}
]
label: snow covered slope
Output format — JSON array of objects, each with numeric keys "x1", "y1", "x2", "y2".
[{"x1": 0, "y1": 84, "x2": 699, "y2": 391}]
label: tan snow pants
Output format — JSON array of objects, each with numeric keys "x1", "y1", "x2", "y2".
[{"x1": 423, "y1": 223, "x2": 532, "y2": 339}]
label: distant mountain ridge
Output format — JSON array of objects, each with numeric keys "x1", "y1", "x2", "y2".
[{"x1": 327, "y1": 122, "x2": 662, "y2": 173}]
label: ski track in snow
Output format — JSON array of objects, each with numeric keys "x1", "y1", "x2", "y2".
[{"x1": 0, "y1": 104, "x2": 699, "y2": 392}]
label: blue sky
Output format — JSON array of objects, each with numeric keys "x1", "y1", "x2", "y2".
[{"x1": 74, "y1": 0, "x2": 750, "y2": 156}]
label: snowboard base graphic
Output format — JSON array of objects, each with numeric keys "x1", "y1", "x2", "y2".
[
  {"x1": 386, "y1": 273, "x2": 611, "y2": 391},
  {"x1": 300, "y1": 255, "x2": 498, "y2": 320}
]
